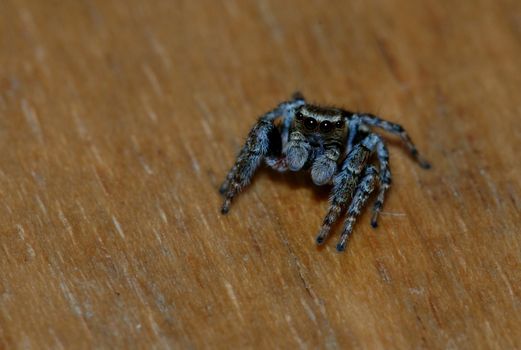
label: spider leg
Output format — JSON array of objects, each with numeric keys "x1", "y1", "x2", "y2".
[
  {"x1": 316, "y1": 134, "x2": 378, "y2": 245},
  {"x1": 345, "y1": 116, "x2": 361, "y2": 154},
  {"x1": 282, "y1": 92, "x2": 305, "y2": 147},
  {"x1": 220, "y1": 96, "x2": 305, "y2": 213},
  {"x1": 371, "y1": 139, "x2": 391, "y2": 228},
  {"x1": 336, "y1": 165, "x2": 379, "y2": 252},
  {"x1": 359, "y1": 113, "x2": 431, "y2": 169},
  {"x1": 264, "y1": 101, "x2": 299, "y2": 172},
  {"x1": 219, "y1": 119, "x2": 275, "y2": 197}
]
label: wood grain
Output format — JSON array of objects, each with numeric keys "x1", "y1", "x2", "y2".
[{"x1": 1, "y1": 0, "x2": 520, "y2": 348}]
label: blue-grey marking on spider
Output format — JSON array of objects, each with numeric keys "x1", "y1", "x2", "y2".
[{"x1": 219, "y1": 93, "x2": 430, "y2": 252}]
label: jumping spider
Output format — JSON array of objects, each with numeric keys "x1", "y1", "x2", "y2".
[{"x1": 219, "y1": 93, "x2": 430, "y2": 252}]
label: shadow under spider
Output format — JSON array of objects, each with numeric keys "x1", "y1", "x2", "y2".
[{"x1": 255, "y1": 166, "x2": 332, "y2": 202}]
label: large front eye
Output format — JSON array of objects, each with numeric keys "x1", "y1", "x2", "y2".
[
  {"x1": 320, "y1": 121, "x2": 333, "y2": 133},
  {"x1": 304, "y1": 117, "x2": 317, "y2": 131}
]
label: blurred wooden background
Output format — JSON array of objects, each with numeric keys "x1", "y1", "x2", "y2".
[{"x1": 1, "y1": 0, "x2": 520, "y2": 348}]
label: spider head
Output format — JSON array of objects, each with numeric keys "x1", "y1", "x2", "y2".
[{"x1": 294, "y1": 105, "x2": 345, "y2": 136}]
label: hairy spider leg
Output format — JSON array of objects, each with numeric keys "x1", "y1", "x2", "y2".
[
  {"x1": 336, "y1": 165, "x2": 379, "y2": 251},
  {"x1": 315, "y1": 133, "x2": 379, "y2": 245},
  {"x1": 219, "y1": 119, "x2": 270, "y2": 195},
  {"x1": 345, "y1": 115, "x2": 360, "y2": 154},
  {"x1": 219, "y1": 118, "x2": 274, "y2": 199},
  {"x1": 219, "y1": 98, "x2": 303, "y2": 194},
  {"x1": 220, "y1": 98, "x2": 305, "y2": 213},
  {"x1": 264, "y1": 108, "x2": 298, "y2": 172},
  {"x1": 371, "y1": 139, "x2": 391, "y2": 228},
  {"x1": 280, "y1": 92, "x2": 305, "y2": 149},
  {"x1": 359, "y1": 114, "x2": 431, "y2": 169}
]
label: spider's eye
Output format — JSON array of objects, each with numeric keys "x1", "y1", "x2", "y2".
[
  {"x1": 304, "y1": 117, "x2": 317, "y2": 131},
  {"x1": 296, "y1": 112, "x2": 304, "y2": 120},
  {"x1": 335, "y1": 120, "x2": 344, "y2": 128},
  {"x1": 319, "y1": 121, "x2": 333, "y2": 133}
]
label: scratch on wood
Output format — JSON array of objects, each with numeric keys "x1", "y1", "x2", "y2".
[
  {"x1": 35, "y1": 195, "x2": 48, "y2": 216},
  {"x1": 142, "y1": 64, "x2": 163, "y2": 96},
  {"x1": 409, "y1": 287, "x2": 425, "y2": 295},
  {"x1": 381, "y1": 211, "x2": 407, "y2": 217},
  {"x1": 59, "y1": 281, "x2": 83, "y2": 317},
  {"x1": 76, "y1": 201, "x2": 89, "y2": 222},
  {"x1": 194, "y1": 205, "x2": 210, "y2": 233},
  {"x1": 156, "y1": 204, "x2": 168, "y2": 224},
  {"x1": 375, "y1": 260, "x2": 392, "y2": 284},
  {"x1": 428, "y1": 297, "x2": 442, "y2": 327},
  {"x1": 89, "y1": 145, "x2": 110, "y2": 171},
  {"x1": 91, "y1": 165, "x2": 110, "y2": 197},
  {"x1": 146, "y1": 34, "x2": 172, "y2": 71},
  {"x1": 285, "y1": 314, "x2": 307, "y2": 349},
  {"x1": 300, "y1": 298, "x2": 318, "y2": 324},
  {"x1": 256, "y1": 1, "x2": 283, "y2": 44},
  {"x1": 58, "y1": 209, "x2": 77, "y2": 245},
  {"x1": 195, "y1": 96, "x2": 215, "y2": 139},
  {"x1": 494, "y1": 261, "x2": 516, "y2": 303},
  {"x1": 152, "y1": 228, "x2": 162, "y2": 244},
  {"x1": 112, "y1": 215, "x2": 126, "y2": 239},
  {"x1": 147, "y1": 313, "x2": 161, "y2": 336},
  {"x1": 19, "y1": 8, "x2": 49, "y2": 74},
  {"x1": 21, "y1": 99, "x2": 43, "y2": 142},
  {"x1": 131, "y1": 135, "x2": 154, "y2": 175},
  {"x1": 141, "y1": 96, "x2": 159, "y2": 123},
  {"x1": 71, "y1": 107, "x2": 89, "y2": 140},
  {"x1": 479, "y1": 168, "x2": 501, "y2": 208},
  {"x1": 183, "y1": 141, "x2": 201, "y2": 176},
  {"x1": 16, "y1": 224, "x2": 36, "y2": 259},
  {"x1": 48, "y1": 329, "x2": 65, "y2": 350},
  {"x1": 224, "y1": 281, "x2": 244, "y2": 321}
]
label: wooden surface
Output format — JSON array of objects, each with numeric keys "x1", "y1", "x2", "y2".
[{"x1": 1, "y1": 0, "x2": 520, "y2": 348}]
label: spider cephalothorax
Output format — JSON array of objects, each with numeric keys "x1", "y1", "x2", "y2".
[{"x1": 219, "y1": 93, "x2": 430, "y2": 252}]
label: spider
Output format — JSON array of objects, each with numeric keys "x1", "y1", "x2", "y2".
[{"x1": 219, "y1": 92, "x2": 430, "y2": 252}]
